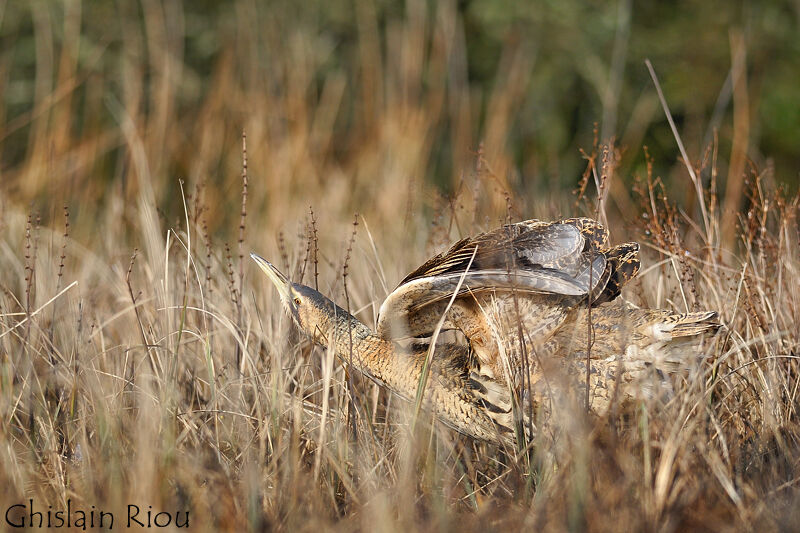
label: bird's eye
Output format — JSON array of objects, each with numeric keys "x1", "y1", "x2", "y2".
[{"x1": 293, "y1": 297, "x2": 302, "y2": 306}]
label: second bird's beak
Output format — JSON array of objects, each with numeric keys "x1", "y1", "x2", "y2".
[{"x1": 250, "y1": 252, "x2": 292, "y2": 303}]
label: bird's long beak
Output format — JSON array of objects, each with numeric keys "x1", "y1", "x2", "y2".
[{"x1": 250, "y1": 252, "x2": 291, "y2": 302}]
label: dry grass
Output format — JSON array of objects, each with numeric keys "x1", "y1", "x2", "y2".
[{"x1": 1, "y1": 3, "x2": 799, "y2": 531}]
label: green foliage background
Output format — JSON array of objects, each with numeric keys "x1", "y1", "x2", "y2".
[{"x1": 1, "y1": 0, "x2": 797, "y2": 214}]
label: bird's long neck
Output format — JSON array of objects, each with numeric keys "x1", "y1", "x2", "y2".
[
  {"x1": 325, "y1": 307, "x2": 445, "y2": 405},
  {"x1": 321, "y1": 306, "x2": 509, "y2": 443},
  {"x1": 321, "y1": 306, "x2": 397, "y2": 387},
  {"x1": 330, "y1": 315, "x2": 385, "y2": 365}
]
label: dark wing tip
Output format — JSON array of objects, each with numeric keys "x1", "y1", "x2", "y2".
[{"x1": 595, "y1": 242, "x2": 641, "y2": 304}]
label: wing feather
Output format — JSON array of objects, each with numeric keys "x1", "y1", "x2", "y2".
[
  {"x1": 403, "y1": 256, "x2": 608, "y2": 312},
  {"x1": 400, "y1": 221, "x2": 588, "y2": 285},
  {"x1": 377, "y1": 218, "x2": 626, "y2": 341}
]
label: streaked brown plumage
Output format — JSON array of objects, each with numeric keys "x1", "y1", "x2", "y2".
[
  {"x1": 250, "y1": 254, "x2": 505, "y2": 442},
  {"x1": 252, "y1": 217, "x2": 719, "y2": 445},
  {"x1": 377, "y1": 219, "x2": 639, "y2": 386}
]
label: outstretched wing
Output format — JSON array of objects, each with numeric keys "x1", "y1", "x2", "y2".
[
  {"x1": 400, "y1": 219, "x2": 602, "y2": 283},
  {"x1": 377, "y1": 218, "x2": 617, "y2": 339}
]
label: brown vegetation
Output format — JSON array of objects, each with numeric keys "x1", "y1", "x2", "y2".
[{"x1": 1, "y1": 2, "x2": 798, "y2": 531}]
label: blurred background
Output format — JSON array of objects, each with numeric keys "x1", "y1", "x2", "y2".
[
  {"x1": 1, "y1": 4, "x2": 798, "y2": 528},
  {"x1": 0, "y1": 0, "x2": 797, "y2": 242}
]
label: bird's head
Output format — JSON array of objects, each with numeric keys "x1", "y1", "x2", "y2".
[{"x1": 251, "y1": 252, "x2": 342, "y2": 346}]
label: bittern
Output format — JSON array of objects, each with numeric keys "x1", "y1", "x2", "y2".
[{"x1": 252, "y1": 217, "x2": 719, "y2": 445}]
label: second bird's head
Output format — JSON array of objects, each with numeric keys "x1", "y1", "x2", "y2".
[{"x1": 251, "y1": 252, "x2": 348, "y2": 346}]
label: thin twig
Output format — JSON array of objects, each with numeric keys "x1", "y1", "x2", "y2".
[
  {"x1": 645, "y1": 59, "x2": 711, "y2": 238},
  {"x1": 310, "y1": 206, "x2": 320, "y2": 291},
  {"x1": 342, "y1": 214, "x2": 360, "y2": 438}
]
